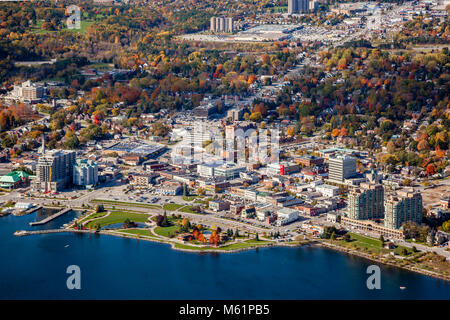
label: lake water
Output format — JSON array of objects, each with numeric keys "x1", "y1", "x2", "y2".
[{"x1": 1, "y1": 209, "x2": 449, "y2": 299}]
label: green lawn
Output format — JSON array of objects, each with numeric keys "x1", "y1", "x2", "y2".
[
  {"x1": 182, "y1": 195, "x2": 197, "y2": 201},
  {"x1": 179, "y1": 206, "x2": 201, "y2": 214},
  {"x1": 394, "y1": 245, "x2": 415, "y2": 256},
  {"x1": 115, "y1": 228, "x2": 161, "y2": 240},
  {"x1": 92, "y1": 199, "x2": 161, "y2": 209},
  {"x1": 174, "y1": 239, "x2": 272, "y2": 251},
  {"x1": 163, "y1": 203, "x2": 184, "y2": 211},
  {"x1": 77, "y1": 211, "x2": 108, "y2": 224},
  {"x1": 334, "y1": 233, "x2": 386, "y2": 254},
  {"x1": 85, "y1": 211, "x2": 150, "y2": 228},
  {"x1": 154, "y1": 225, "x2": 180, "y2": 237},
  {"x1": 334, "y1": 233, "x2": 417, "y2": 256}
]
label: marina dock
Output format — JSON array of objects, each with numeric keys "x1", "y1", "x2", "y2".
[{"x1": 29, "y1": 208, "x2": 72, "y2": 226}]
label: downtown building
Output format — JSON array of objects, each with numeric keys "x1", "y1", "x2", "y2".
[
  {"x1": 33, "y1": 150, "x2": 76, "y2": 192},
  {"x1": 210, "y1": 16, "x2": 234, "y2": 33},
  {"x1": 73, "y1": 159, "x2": 98, "y2": 187},
  {"x1": 347, "y1": 183, "x2": 384, "y2": 220},
  {"x1": 288, "y1": 0, "x2": 311, "y2": 14},
  {"x1": 11, "y1": 80, "x2": 44, "y2": 102},
  {"x1": 384, "y1": 190, "x2": 423, "y2": 230},
  {"x1": 328, "y1": 155, "x2": 357, "y2": 183}
]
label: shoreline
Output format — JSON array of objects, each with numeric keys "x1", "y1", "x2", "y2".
[
  {"x1": 16, "y1": 227, "x2": 450, "y2": 282},
  {"x1": 98, "y1": 230, "x2": 450, "y2": 281},
  {"x1": 317, "y1": 241, "x2": 450, "y2": 282}
]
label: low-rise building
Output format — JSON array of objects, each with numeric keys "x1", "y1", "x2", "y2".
[
  {"x1": 130, "y1": 173, "x2": 157, "y2": 188},
  {"x1": 316, "y1": 184, "x2": 340, "y2": 197},
  {"x1": 276, "y1": 207, "x2": 299, "y2": 226},
  {"x1": 209, "y1": 200, "x2": 230, "y2": 212},
  {"x1": 0, "y1": 171, "x2": 29, "y2": 189},
  {"x1": 341, "y1": 216, "x2": 404, "y2": 239},
  {"x1": 155, "y1": 181, "x2": 182, "y2": 195}
]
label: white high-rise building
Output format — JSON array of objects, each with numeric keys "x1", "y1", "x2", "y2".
[
  {"x1": 210, "y1": 17, "x2": 233, "y2": 33},
  {"x1": 73, "y1": 159, "x2": 98, "y2": 186},
  {"x1": 288, "y1": 0, "x2": 310, "y2": 14},
  {"x1": 328, "y1": 155, "x2": 356, "y2": 182},
  {"x1": 33, "y1": 150, "x2": 76, "y2": 192}
]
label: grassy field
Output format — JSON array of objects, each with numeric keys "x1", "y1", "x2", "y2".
[
  {"x1": 163, "y1": 203, "x2": 184, "y2": 211},
  {"x1": 179, "y1": 206, "x2": 201, "y2": 214},
  {"x1": 115, "y1": 228, "x2": 161, "y2": 240},
  {"x1": 182, "y1": 195, "x2": 198, "y2": 201},
  {"x1": 174, "y1": 239, "x2": 272, "y2": 251},
  {"x1": 333, "y1": 233, "x2": 415, "y2": 256},
  {"x1": 154, "y1": 225, "x2": 180, "y2": 237},
  {"x1": 85, "y1": 211, "x2": 150, "y2": 228},
  {"x1": 92, "y1": 199, "x2": 161, "y2": 209},
  {"x1": 77, "y1": 211, "x2": 108, "y2": 224},
  {"x1": 31, "y1": 20, "x2": 94, "y2": 34}
]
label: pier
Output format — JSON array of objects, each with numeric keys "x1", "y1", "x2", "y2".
[
  {"x1": 13, "y1": 205, "x2": 42, "y2": 217},
  {"x1": 14, "y1": 229, "x2": 93, "y2": 236},
  {"x1": 29, "y1": 208, "x2": 72, "y2": 226}
]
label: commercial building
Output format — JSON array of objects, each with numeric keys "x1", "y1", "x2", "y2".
[
  {"x1": 214, "y1": 163, "x2": 246, "y2": 180},
  {"x1": 328, "y1": 155, "x2": 356, "y2": 182},
  {"x1": 210, "y1": 16, "x2": 233, "y2": 33},
  {"x1": 130, "y1": 173, "x2": 156, "y2": 188},
  {"x1": 73, "y1": 159, "x2": 98, "y2": 187},
  {"x1": 316, "y1": 184, "x2": 340, "y2": 197},
  {"x1": 209, "y1": 200, "x2": 230, "y2": 212},
  {"x1": 267, "y1": 162, "x2": 299, "y2": 176},
  {"x1": 341, "y1": 216, "x2": 404, "y2": 239},
  {"x1": 197, "y1": 162, "x2": 222, "y2": 178},
  {"x1": 0, "y1": 171, "x2": 29, "y2": 189},
  {"x1": 347, "y1": 183, "x2": 384, "y2": 220},
  {"x1": 294, "y1": 155, "x2": 324, "y2": 167},
  {"x1": 288, "y1": 0, "x2": 310, "y2": 14},
  {"x1": 384, "y1": 190, "x2": 423, "y2": 230},
  {"x1": 102, "y1": 139, "x2": 166, "y2": 158},
  {"x1": 197, "y1": 162, "x2": 246, "y2": 180},
  {"x1": 33, "y1": 150, "x2": 76, "y2": 192},
  {"x1": 276, "y1": 207, "x2": 299, "y2": 226},
  {"x1": 11, "y1": 81, "x2": 44, "y2": 101},
  {"x1": 193, "y1": 103, "x2": 218, "y2": 118},
  {"x1": 155, "y1": 181, "x2": 182, "y2": 195}
]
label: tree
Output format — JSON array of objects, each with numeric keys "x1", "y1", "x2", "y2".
[
  {"x1": 161, "y1": 211, "x2": 169, "y2": 227},
  {"x1": 425, "y1": 164, "x2": 436, "y2": 176},
  {"x1": 95, "y1": 204, "x2": 104, "y2": 213},
  {"x1": 379, "y1": 235, "x2": 385, "y2": 247},
  {"x1": 442, "y1": 220, "x2": 450, "y2": 232}
]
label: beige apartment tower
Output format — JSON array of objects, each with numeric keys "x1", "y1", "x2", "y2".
[
  {"x1": 210, "y1": 16, "x2": 233, "y2": 33},
  {"x1": 33, "y1": 150, "x2": 76, "y2": 192},
  {"x1": 347, "y1": 183, "x2": 384, "y2": 220},
  {"x1": 384, "y1": 190, "x2": 423, "y2": 230}
]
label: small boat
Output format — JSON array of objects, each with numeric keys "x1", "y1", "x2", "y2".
[
  {"x1": 400, "y1": 286, "x2": 406, "y2": 290},
  {"x1": 64, "y1": 245, "x2": 70, "y2": 248}
]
